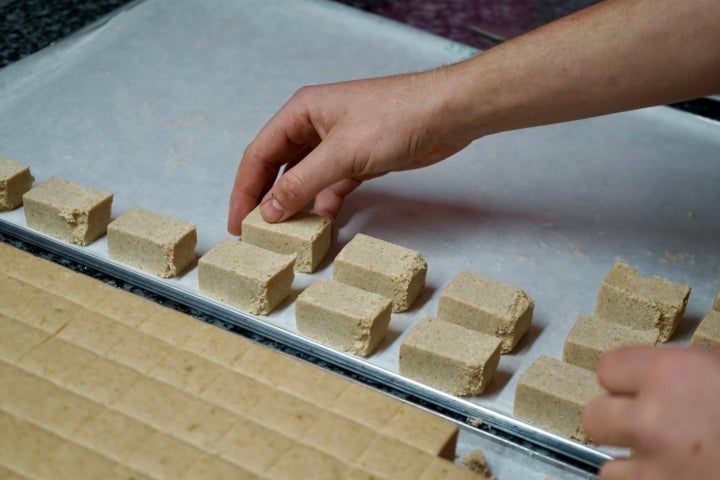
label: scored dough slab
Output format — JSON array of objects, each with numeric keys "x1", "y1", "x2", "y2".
[{"x1": 0, "y1": 242, "x2": 473, "y2": 479}]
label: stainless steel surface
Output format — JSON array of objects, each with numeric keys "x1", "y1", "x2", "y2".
[{"x1": 1, "y1": 0, "x2": 718, "y2": 474}]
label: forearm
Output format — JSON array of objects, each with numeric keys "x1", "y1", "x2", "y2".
[{"x1": 442, "y1": 0, "x2": 720, "y2": 139}]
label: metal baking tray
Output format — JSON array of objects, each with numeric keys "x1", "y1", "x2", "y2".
[{"x1": 1, "y1": 0, "x2": 718, "y2": 474}]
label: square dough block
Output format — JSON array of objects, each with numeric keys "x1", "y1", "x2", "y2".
[
  {"x1": 399, "y1": 317, "x2": 501, "y2": 396},
  {"x1": 0, "y1": 157, "x2": 34, "y2": 210},
  {"x1": 438, "y1": 270, "x2": 534, "y2": 353},
  {"x1": 22, "y1": 177, "x2": 113, "y2": 245},
  {"x1": 563, "y1": 315, "x2": 657, "y2": 371},
  {"x1": 691, "y1": 309, "x2": 720, "y2": 348},
  {"x1": 594, "y1": 262, "x2": 691, "y2": 342},
  {"x1": 296, "y1": 278, "x2": 392, "y2": 356},
  {"x1": 241, "y1": 206, "x2": 331, "y2": 273},
  {"x1": 198, "y1": 239, "x2": 294, "y2": 315},
  {"x1": 107, "y1": 208, "x2": 196, "y2": 278},
  {"x1": 333, "y1": 233, "x2": 427, "y2": 313},
  {"x1": 514, "y1": 355, "x2": 604, "y2": 443}
]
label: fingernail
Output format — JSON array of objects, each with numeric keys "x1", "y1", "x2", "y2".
[{"x1": 261, "y1": 197, "x2": 284, "y2": 222}]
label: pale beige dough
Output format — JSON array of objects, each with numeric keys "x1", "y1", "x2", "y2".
[
  {"x1": 594, "y1": 262, "x2": 691, "y2": 342},
  {"x1": 399, "y1": 317, "x2": 502, "y2": 396},
  {"x1": 379, "y1": 402, "x2": 459, "y2": 460},
  {"x1": 514, "y1": 355, "x2": 603, "y2": 443},
  {"x1": 241, "y1": 205, "x2": 331, "y2": 273},
  {"x1": 22, "y1": 176, "x2": 113, "y2": 245},
  {"x1": 0, "y1": 242, "x2": 477, "y2": 479},
  {"x1": 691, "y1": 309, "x2": 720, "y2": 348},
  {"x1": 714, "y1": 289, "x2": 720, "y2": 311},
  {"x1": 438, "y1": 270, "x2": 534, "y2": 353},
  {"x1": 198, "y1": 238, "x2": 294, "y2": 315},
  {"x1": 0, "y1": 157, "x2": 34, "y2": 210},
  {"x1": 296, "y1": 278, "x2": 392, "y2": 356},
  {"x1": 333, "y1": 233, "x2": 427, "y2": 312},
  {"x1": 107, "y1": 207, "x2": 196, "y2": 278},
  {"x1": 563, "y1": 315, "x2": 657, "y2": 371}
]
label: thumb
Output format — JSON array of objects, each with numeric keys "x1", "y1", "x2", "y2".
[{"x1": 259, "y1": 139, "x2": 354, "y2": 222}]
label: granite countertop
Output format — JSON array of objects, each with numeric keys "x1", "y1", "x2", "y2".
[{"x1": 1, "y1": 0, "x2": 717, "y2": 118}]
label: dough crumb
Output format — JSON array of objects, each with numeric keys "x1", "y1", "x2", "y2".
[
  {"x1": 462, "y1": 449, "x2": 495, "y2": 479},
  {"x1": 466, "y1": 417, "x2": 483, "y2": 428}
]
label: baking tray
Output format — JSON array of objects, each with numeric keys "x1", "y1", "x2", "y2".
[{"x1": 1, "y1": 0, "x2": 718, "y2": 473}]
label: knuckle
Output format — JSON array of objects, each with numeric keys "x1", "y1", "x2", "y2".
[{"x1": 276, "y1": 169, "x2": 306, "y2": 204}]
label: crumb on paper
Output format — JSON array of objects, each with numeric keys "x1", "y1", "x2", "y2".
[{"x1": 462, "y1": 449, "x2": 495, "y2": 479}]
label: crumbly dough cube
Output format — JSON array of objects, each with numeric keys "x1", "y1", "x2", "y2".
[
  {"x1": 198, "y1": 239, "x2": 294, "y2": 315},
  {"x1": 245, "y1": 390, "x2": 323, "y2": 439},
  {"x1": 421, "y1": 456, "x2": 489, "y2": 480},
  {"x1": 0, "y1": 361, "x2": 54, "y2": 418},
  {"x1": 331, "y1": 381, "x2": 401, "y2": 431},
  {"x1": 691, "y1": 309, "x2": 720, "y2": 348},
  {"x1": 182, "y1": 455, "x2": 259, "y2": 480},
  {"x1": 273, "y1": 362, "x2": 349, "y2": 409},
  {"x1": 114, "y1": 376, "x2": 192, "y2": 426},
  {"x1": 0, "y1": 314, "x2": 49, "y2": 364},
  {"x1": 202, "y1": 369, "x2": 266, "y2": 414},
  {"x1": 0, "y1": 274, "x2": 76, "y2": 334},
  {"x1": 355, "y1": 437, "x2": 433, "y2": 480},
  {"x1": 563, "y1": 315, "x2": 657, "y2": 370},
  {"x1": 214, "y1": 418, "x2": 294, "y2": 474},
  {"x1": 380, "y1": 402, "x2": 458, "y2": 460},
  {"x1": 438, "y1": 270, "x2": 534, "y2": 353},
  {"x1": 241, "y1": 205, "x2": 331, "y2": 273},
  {"x1": 300, "y1": 413, "x2": 376, "y2": 463},
  {"x1": 22, "y1": 176, "x2": 113, "y2": 245},
  {"x1": 125, "y1": 431, "x2": 203, "y2": 479},
  {"x1": 0, "y1": 463, "x2": 30, "y2": 480},
  {"x1": 107, "y1": 208, "x2": 196, "y2": 277},
  {"x1": 182, "y1": 323, "x2": 247, "y2": 366},
  {"x1": 594, "y1": 262, "x2": 691, "y2": 342},
  {"x1": 181, "y1": 454, "x2": 259, "y2": 480},
  {"x1": 333, "y1": 233, "x2": 427, "y2": 312},
  {"x1": 265, "y1": 444, "x2": 348, "y2": 480},
  {"x1": 23, "y1": 384, "x2": 100, "y2": 439},
  {"x1": 0, "y1": 157, "x2": 34, "y2": 210},
  {"x1": 72, "y1": 408, "x2": 154, "y2": 462},
  {"x1": 399, "y1": 317, "x2": 502, "y2": 396},
  {"x1": 149, "y1": 349, "x2": 222, "y2": 395},
  {"x1": 296, "y1": 278, "x2": 392, "y2": 356},
  {"x1": 166, "y1": 397, "x2": 237, "y2": 448},
  {"x1": 514, "y1": 355, "x2": 604, "y2": 443}
]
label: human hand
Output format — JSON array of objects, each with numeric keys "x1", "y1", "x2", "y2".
[
  {"x1": 227, "y1": 68, "x2": 476, "y2": 234},
  {"x1": 582, "y1": 345, "x2": 720, "y2": 480}
]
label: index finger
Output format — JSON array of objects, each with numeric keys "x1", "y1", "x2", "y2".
[
  {"x1": 596, "y1": 345, "x2": 660, "y2": 395},
  {"x1": 227, "y1": 100, "x2": 320, "y2": 235}
]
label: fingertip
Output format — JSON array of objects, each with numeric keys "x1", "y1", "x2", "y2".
[
  {"x1": 227, "y1": 199, "x2": 247, "y2": 235},
  {"x1": 260, "y1": 196, "x2": 287, "y2": 223},
  {"x1": 597, "y1": 457, "x2": 637, "y2": 480}
]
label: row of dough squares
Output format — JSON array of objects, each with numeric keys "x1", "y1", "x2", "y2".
[
  {"x1": 3, "y1": 162, "x2": 539, "y2": 396},
  {"x1": 0, "y1": 241, "x2": 486, "y2": 480},
  {"x1": 514, "y1": 262, "x2": 720, "y2": 443},
  {"x1": 6, "y1": 160, "x2": 720, "y2": 423}
]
